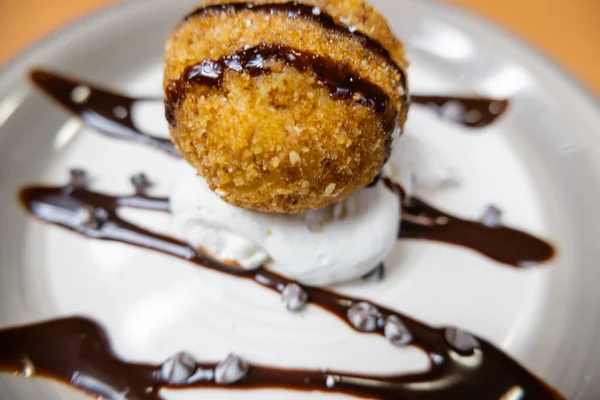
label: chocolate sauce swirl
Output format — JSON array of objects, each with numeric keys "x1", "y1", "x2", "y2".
[
  {"x1": 0, "y1": 316, "x2": 564, "y2": 400},
  {"x1": 30, "y1": 70, "x2": 179, "y2": 157},
  {"x1": 384, "y1": 178, "x2": 555, "y2": 266},
  {"x1": 164, "y1": 44, "x2": 398, "y2": 142},
  {"x1": 411, "y1": 95, "x2": 509, "y2": 128},
  {"x1": 10, "y1": 181, "x2": 563, "y2": 398}
]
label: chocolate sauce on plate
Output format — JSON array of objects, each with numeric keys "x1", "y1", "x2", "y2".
[
  {"x1": 411, "y1": 95, "x2": 509, "y2": 128},
  {"x1": 400, "y1": 197, "x2": 554, "y2": 266},
  {"x1": 384, "y1": 178, "x2": 554, "y2": 266},
  {"x1": 11, "y1": 180, "x2": 562, "y2": 398},
  {"x1": 30, "y1": 70, "x2": 179, "y2": 157},
  {"x1": 0, "y1": 315, "x2": 563, "y2": 399},
  {"x1": 165, "y1": 44, "x2": 398, "y2": 140}
]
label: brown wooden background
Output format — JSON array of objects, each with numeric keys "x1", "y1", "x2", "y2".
[{"x1": 1, "y1": 0, "x2": 599, "y2": 95}]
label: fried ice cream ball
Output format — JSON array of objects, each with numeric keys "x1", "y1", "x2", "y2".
[{"x1": 164, "y1": 0, "x2": 408, "y2": 213}]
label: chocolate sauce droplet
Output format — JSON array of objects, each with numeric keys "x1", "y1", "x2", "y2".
[
  {"x1": 73, "y1": 206, "x2": 100, "y2": 229},
  {"x1": 281, "y1": 283, "x2": 309, "y2": 312},
  {"x1": 69, "y1": 168, "x2": 89, "y2": 189},
  {"x1": 445, "y1": 327, "x2": 480, "y2": 354},
  {"x1": 161, "y1": 352, "x2": 198, "y2": 385},
  {"x1": 384, "y1": 315, "x2": 412, "y2": 347},
  {"x1": 215, "y1": 354, "x2": 249, "y2": 385},
  {"x1": 130, "y1": 173, "x2": 153, "y2": 194},
  {"x1": 480, "y1": 205, "x2": 503, "y2": 228},
  {"x1": 367, "y1": 174, "x2": 382, "y2": 188},
  {"x1": 347, "y1": 302, "x2": 380, "y2": 332},
  {"x1": 326, "y1": 375, "x2": 336, "y2": 388}
]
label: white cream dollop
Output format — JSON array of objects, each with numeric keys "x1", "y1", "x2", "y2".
[
  {"x1": 170, "y1": 165, "x2": 400, "y2": 286},
  {"x1": 170, "y1": 133, "x2": 457, "y2": 286}
]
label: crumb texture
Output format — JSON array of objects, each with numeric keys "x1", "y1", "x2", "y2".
[{"x1": 165, "y1": 0, "x2": 408, "y2": 213}]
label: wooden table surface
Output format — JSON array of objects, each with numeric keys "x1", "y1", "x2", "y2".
[{"x1": 1, "y1": 0, "x2": 599, "y2": 95}]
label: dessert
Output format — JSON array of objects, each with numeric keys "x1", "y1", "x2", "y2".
[
  {"x1": 164, "y1": 0, "x2": 408, "y2": 213},
  {"x1": 171, "y1": 163, "x2": 400, "y2": 285},
  {"x1": 29, "y1": 70, "x2": 540, "y2": 285},
  {"x1": 1, "y1": 0, "x2": 566, "y2": 399}
]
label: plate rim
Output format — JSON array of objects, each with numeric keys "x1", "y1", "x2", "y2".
[{"x1": 0, "y1": 0, "x2": 599, "y2": 399}]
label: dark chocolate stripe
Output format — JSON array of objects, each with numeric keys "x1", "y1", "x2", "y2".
[
  {"x1": 183, "y1": 1, "x2": 404, "y2": 75},
  {"x1": 411, "y1": 95, "x2": 510, "y2": 128},
  {"x1": 0, "y1": 315, "x2": 564, "y2": 400},
  {"x1": 30, "y1": 70, "x2": 179, "y2": 157},
  {"x1": 165, "y1": 44, "x2": 399, "y2": 152},
  {"x1": 383, "y1": 178, "x2": 555, "y2": 267}
]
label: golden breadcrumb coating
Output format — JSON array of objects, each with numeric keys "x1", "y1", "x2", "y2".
[{"x1": 165, "y1": 0, "x2": 408, "y2": 213}]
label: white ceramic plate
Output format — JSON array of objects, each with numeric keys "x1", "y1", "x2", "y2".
[{"x1": 1, "y1": 0, "x2": 599, "y2": 398}]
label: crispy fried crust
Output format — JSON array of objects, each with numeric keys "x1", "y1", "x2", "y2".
[{"x1": 164, "y1": 0, "x2": 408, "y2": 213}]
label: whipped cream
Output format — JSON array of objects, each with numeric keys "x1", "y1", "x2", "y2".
[
  {"x1": 170, "y1": 133, "x2": 455, "y2": 286},
  {"x1": 171, "y1": 167, "x2": 399, "y2": 286}
]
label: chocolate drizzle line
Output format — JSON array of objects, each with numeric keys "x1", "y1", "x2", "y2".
[
  {"x1": 11, "y1": 181, "x2": 563, "y2": 399},
  {"x1": 400, "y1": 198, "x2": 555, "y2": 266},
  {"x1": 183, "y1": 2, "x2": 404, "y2": 75},
  {"x1": 164, "y1": 44, "x2": 398, "y2": 142},
  {"x1": 383, "y1": 178, "x2": 554, "y2": 266},
  {"x1": 411, "y1": 95, "x2": 510, "y2": 128},
  {"x1": 0, "y1": 315, "x2": 564, "y2": 400},
  {"x1": 29, "y1": 70, "x2": 179, "y2": 157}
]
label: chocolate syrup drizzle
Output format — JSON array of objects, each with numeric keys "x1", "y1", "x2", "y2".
[
  {"x1": 30, "y1": 70, "x2": 179, "y2": 157},
  {"x1": 164, "y1": 44, "x2": 398, "y2": 138},
  {"x1": 9, "y1": 181, "x2": 562, "y2": 399},
  {"x1": 0, "y1": 315, "x2": 563, "y2": 400},
  {"x1": 411, "y1": 95, "x2": 510, "y2": 128},
  {"x1": 384, "y1": 178, "x2": 554, "y2": 267},
  {"x1": 400, "y1": 198, "x2": 554, "y2": 266}
]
